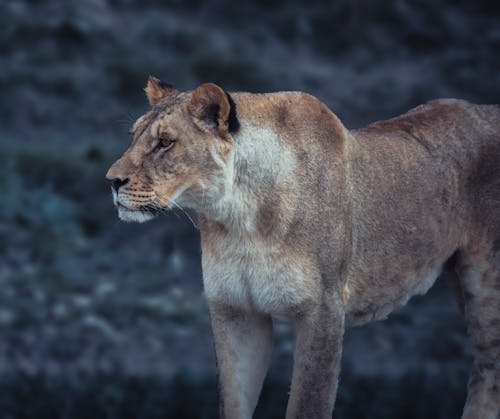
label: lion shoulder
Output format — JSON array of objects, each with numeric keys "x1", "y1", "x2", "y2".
[{"x1": 231, "y1": 90, "x2": 347, "y2": 150}]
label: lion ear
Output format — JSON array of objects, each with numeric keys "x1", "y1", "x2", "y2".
[
  {"x1": 188, "y1": 83, "x2": 232, "y2": 138},
  {"x1": 144, "y1": 75, "x2": 177, "y2": 106}
]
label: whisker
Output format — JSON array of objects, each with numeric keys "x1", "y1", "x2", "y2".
[
  {"x1": 113, "y1": 119, "x2": 134, "y2": 129},
  {"x1": 147, "y1": 200, "x2": 198, "y2": 230},
  {"x1": 113, "y1": 111, "x2": 139, "y2": 130},
  {"x1": 170, "y1": 199, "x2": 199, "y2": 230},
  {"x1": 167, "y1": 207, "x2": 184, "y2": 222},
  {"x1": 146, "y1": 202, "x2": 180, "y2": 221},
  {"x1": 125, "y1": 110, "x2": 138, "y2": 124}
]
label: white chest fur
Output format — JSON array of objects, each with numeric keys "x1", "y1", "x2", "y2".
[{"x1": 202, "y1": 236, "x2": 317, "y2": 317}]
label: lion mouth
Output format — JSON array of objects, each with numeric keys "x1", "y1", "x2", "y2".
[
  {"x1": 140, "y1": 204, "x2": 161, "y2": 216},
  {"x1": 115, "y1": 202, "x2": 159, "y2": 223},
  {"x1": 116, "y1": 201, "x2": 157, "y2": 213}
]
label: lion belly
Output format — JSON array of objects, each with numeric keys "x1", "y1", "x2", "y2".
[{"x1": 344, "y1": 264, "x2": 444, "y2": 326}]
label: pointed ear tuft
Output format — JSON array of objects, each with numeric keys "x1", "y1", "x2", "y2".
[
  {"x1": 145, "y1": 76, "x2": 177, "y2": 106},
  {"x1": 188, "y1": 83, "x2": 234, "y2": 138}
]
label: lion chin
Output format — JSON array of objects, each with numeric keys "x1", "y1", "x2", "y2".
[{"x1": 117, "y1": 207, "x2": 157, "y2": 223}]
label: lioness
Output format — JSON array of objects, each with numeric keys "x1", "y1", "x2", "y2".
[{"x1": 106, "y1": 77, "x2": 500, "y2": 419}]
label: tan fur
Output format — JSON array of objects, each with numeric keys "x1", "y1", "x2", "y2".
[{"x1": 107, "y1": 79, "x2": 500, "y2": 419}]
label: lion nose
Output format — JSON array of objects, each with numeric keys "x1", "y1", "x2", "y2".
[{"x1": 108, "y1": 177, "x2": 129, "y2": 192}]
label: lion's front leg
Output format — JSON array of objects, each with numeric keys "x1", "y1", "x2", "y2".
[
  {"x1": 208, "y1": 302, "x2": 274, "y2": 419},
  {"x1": 286, "y1": 298, "x2": 345, "y2": 419}
]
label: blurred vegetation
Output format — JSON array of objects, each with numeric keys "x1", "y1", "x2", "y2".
[
  {"x1": 0, "y1": 0, "x2": 497, "y2": 417},
  {"x1": 0, "y1": 367, "x2": 467, "y2": 419}
]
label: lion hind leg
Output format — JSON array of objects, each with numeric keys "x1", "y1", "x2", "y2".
[{"x1": 457, "y1": 249, "x2": 500, "y2": 419}]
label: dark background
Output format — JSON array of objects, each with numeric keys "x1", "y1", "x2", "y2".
[{"x1": 1, "y1": 0, "x2": 499, "y2": 418}]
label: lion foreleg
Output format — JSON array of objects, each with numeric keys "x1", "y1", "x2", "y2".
[
  {"x1": 286, "y1": 296, "x2": 345, "y2": 419},
  {"x1": 209, "y1": 302, "x2": 273, "y2": 419}
]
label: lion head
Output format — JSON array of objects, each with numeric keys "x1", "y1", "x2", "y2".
[{"x1": 106, "y1": 77, "x2": 239, "y2": 223}]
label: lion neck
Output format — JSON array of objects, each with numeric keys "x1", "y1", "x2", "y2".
[{"x1": 198, "y1": 121, "x2": 297, "y2": 238}]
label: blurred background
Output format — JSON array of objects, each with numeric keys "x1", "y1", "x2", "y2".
[{"x1": 1, "y1": 0, "x2": 499, "y2": 418}]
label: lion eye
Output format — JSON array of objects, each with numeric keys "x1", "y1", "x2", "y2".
[{"x1": 158, "y1": 134, "x2": 175, "y2": 150}]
